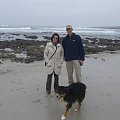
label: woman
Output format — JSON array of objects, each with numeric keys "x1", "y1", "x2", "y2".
[{"x1": 44, "y1": 33, "x2": 64, "y2": 94}]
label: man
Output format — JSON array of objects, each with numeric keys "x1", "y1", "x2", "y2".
[{"x1": 62, "y1": 25, "x2": 85, "y2": 84}]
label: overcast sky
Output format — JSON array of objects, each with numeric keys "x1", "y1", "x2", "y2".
[{"x1": 0, "y1": 0, "x2": 120, "y2": 27}]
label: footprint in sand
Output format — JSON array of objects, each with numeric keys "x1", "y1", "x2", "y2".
[
  {"x1": 32, "y1": 98, "x2": 41, "y2": 104},
  {"x1": 0, "y1": 101, "x2": 4, "y2": 107},
  {"x1": 45, "y1": 106, "x2": 50, "y2": 109}
]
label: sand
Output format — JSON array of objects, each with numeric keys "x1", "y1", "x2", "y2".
[{"x1": 0, "y1": 51, "x2": 120, "y2": 120}]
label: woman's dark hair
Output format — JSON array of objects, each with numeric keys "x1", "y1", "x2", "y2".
[{"x1": 51, "y1": 33, "x2": 60, "y2": 43}]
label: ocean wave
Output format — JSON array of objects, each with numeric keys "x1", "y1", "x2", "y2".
[
  {"x1": 0, "y1": 26, "x2": 120, "y2": 36},
  {"x1": 0, "y1": 27, "x2": 31, "y2": 30}
]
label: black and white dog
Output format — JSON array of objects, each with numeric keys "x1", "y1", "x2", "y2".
[{"x1": 56, "y1": 82, "x2": 86, "y2": 120}]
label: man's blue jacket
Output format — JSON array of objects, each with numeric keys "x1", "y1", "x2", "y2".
[{"x1": 62, "y1": 33, "x2": 85, "y2": 61}]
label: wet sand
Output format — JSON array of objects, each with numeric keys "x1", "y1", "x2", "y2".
[{"x1": 0, "y1": 51, "x2": 120, "y2": 120}]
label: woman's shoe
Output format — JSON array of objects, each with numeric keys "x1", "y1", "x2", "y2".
[{"x1": 46, "y1": 90, "x2": 51, "y2": 94}]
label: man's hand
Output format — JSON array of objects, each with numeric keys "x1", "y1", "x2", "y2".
[{"x1": 79, "y1": 60, "x2": 83, "y2": 66}]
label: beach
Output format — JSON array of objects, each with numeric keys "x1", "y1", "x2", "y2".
[{"x1": 0, "y1": 51, "x2": 120, "y2": 120}]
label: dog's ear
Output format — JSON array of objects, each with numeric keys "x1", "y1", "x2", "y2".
[
  {"x1": 57, "y1": 86, "x2": 61, "y2": 92},
  {"x1": 57, "y1": 86, "x2": 67, "y2": 93}
]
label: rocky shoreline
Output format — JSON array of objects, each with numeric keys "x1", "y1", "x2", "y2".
[{"x1": 0, "y1": 34, "x2": 120, "y2": 63}]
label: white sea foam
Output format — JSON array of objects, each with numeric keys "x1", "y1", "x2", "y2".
[
  {"x1": 0, "y1": 26, "x2": 119, "y2": 34},
  {"x1": 0, "y1": 27, "x2": 31, "y2": 30},
  {"x1": 0, "y1": 26, "x2": 120, "y2": 40}
]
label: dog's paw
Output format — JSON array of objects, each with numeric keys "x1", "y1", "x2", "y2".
[
  {"x1": 61, "y1": 115, "x2": 66, "y2": 120},
  {"x1": 75, "y1": 108, "x2": 78, "y2": 112},
  {"x1": 75, "y1": 108, "x2": 80, "y2": 112}
]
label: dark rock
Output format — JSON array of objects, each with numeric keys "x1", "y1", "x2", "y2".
[
  {"x1": 0, "y1": 53, "x2": 16, "y2": 59},
  {"x1": 11, "y1": 58, "x2": 24, "y2": 63},
  {"x1": 24, "y1": 57, "x2": 35, "y2": 63},
  {"x1": 25, "y1": 35, "x2": 38, "y2": 39},
  {"x1": 1, "y1": 35, "x2": 120, "y2": 63},
  {"x1": 42, "y1": 36, "x2": 51, "y2": 40}
]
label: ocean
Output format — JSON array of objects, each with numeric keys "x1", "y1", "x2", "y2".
[{"x1": 0, "y1": 25, "x2": 120, "y2": 41}]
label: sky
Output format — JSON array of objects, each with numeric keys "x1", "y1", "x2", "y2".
[{"x1": 0, "y1": 0, "x2": 120, "y2": 27}]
